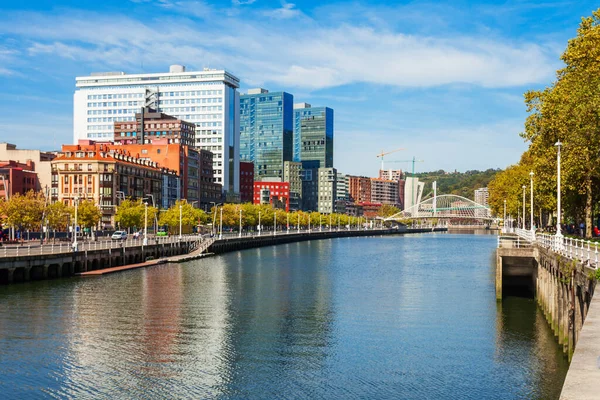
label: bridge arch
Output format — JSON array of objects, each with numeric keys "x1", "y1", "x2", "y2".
[{"x1": 385, "y1": 194, "x2": 492, "y2": 221}]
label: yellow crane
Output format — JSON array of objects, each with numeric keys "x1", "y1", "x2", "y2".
[{"x1": 376, "y1": 147, "x2": 405, "y2": 170}]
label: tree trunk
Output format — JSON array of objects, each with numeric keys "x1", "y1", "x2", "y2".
[{"x1": 585, "y1": 175, "x2": 593, "y2": 238}]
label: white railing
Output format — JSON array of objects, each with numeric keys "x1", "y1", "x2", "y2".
[
  {"x1": 0, "y1": 234, "x2": 202, "y2": 258},
  {"x1": 514, "y1": 228, "x2": 535, "y2": 242},
  {"x1": 536, "y1": 233, "x2": 599, "y2": 269}
]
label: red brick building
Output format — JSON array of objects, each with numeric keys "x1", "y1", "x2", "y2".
[
  {"x1": 239, "y1": 161, "x2": 254, "y2": 203},
  {"x1": 114, "y1": 109, "x2": 195, "y2": 147},
  {"x1": 253, "y1": 181, "x2": 290, "y2": 211},
  {"x1": 348, "y1": 175, "x2": 371, "y2": 204},
  {"x1": 0, "y1": 160, "x2": 40, "y2": 199}
]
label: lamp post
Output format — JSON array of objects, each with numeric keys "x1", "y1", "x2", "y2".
[
  {"x1": 308, "y1": 214, "x2": 311, "y2": 233},
  {"x1": 258, "y1": 211, "x2": 261, "y2": 236},
  {"x1": 287, "y1": 213, "x2": 289, "y2": 234},
  {"x1": 145, "y1": 193, "x2": 157, "y2": 235},
  {"x1": 337, "y1": 215, "x2": 340, "y2": 231},
  {"x1": 239, "y1": 209, "x2": 242, "y2": 238},
  {"x1": 530, "y1": 171, "x2": 534, "y2": 234},
  {"x1": 297, "y1": 213, "x2": 300, "y2": 233},
  {"x1": 555, "y1": 141, "x2": 562, "y2": 237},
  {"x1": 179, "y1": 203, "x2": 183, "y2": 240},
  {"x1": 143, "y1": 202, "x2": 148, "y2": 246},
  {"x1": 73, "y1": 196, "x2": 79, "y2": 252},
  {"x1": 219, "y1": 206, "x2": 223, "y2": 240},
  {"x1": 210, "y1": 202, "x2": 220, "y2": 237},
  {"x1": 329, "y1": 214, "x2": 332, "y2": 232},
  {"x1": 522, "y1": 185, "x2": 526, "y2": 229},
  {"x1": 319, "y1": 215, "x2": 322, "y2": 232},
  {"x1": 274, "y1": 211, "x2": 277, "y2": 236},
  {"x1": 503, "y1": 199, "x2": 507, "y2": 233}
]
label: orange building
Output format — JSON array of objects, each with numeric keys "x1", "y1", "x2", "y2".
[
  {"x1": 51, "y1": 142, "x2": 170, "y2": 229},
  {"x1": 348, "y1": 175, "x2": 371, "y2": 204}
]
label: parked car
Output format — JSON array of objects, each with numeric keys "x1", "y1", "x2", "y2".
[{"x1": 111, "y1": 231, "x2": 128, "y2": 240}]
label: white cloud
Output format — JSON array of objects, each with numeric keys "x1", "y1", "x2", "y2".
[
  {"x1": 262, "y1": 2, "x2": 301, "y2": 19},
  {"x1": 0, "y1": 7, "x2": 558, "y2": 91},
  {"x1": 232, "y1": 0, "x2": 257, "y2": 5}
]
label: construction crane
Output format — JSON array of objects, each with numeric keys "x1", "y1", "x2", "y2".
[
  {"x1": 376, "y1": 147, "x2": 405, "y2": 170},
  {"x1": 386, "y1": 157, "x2": 424, "y2": 210}
]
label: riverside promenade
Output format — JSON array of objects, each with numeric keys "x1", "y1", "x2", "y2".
[
  {"x1": 497, "y1": 229, "x2": 600, "y2": 399},
  {"x1": 0, "y1": 226, "x2": 446, "y2": 283}
]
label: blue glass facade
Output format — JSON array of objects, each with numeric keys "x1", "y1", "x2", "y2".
[
  {"x1": 240, "y1": 91, "x2": 293, "y2": 179},
  {"x1": 293, "y1": 106, "x2": 334, "y2": 168}
]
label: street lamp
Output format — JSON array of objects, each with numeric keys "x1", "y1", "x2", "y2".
[
  {"x1": 503, "y1": 199, "x2": 507, "y2": 233},
  {"x1": 530, "y1": 171, "x2": 534, "y2": 234},
  {"x1": 179, "y1": 203, "x2": 183, "y2": 240},
  {"x1": 143, "y1": 202, "x2": 148, "y2": 246},
  {"x1": 211, "y1": 203, "x2": 221, "y2": 237},
  {"x1": 239, "y1": 209, "x2": 242, "y2": 238},
  {"x1": 274, "y1": 211, "x2": 277, "y2": 236},
  {"x1": 329, "y1": 214, "x2": 332, "y2": 232},
  {"x1": 522, "y1": 185, "x2": 526, "y2": 229},
  {"x1": 287, "y1": 213, "x2": 290, "y2": 234},
  {"x1": 319, "y1": 214, "x2": 322, "y2": 232},
  {"x1": 219, "y1": 206, "x2": 223, "y2": 240},
  {"x1": 73, "y1": 196, "x2": 79, "y2": 251},
  {"x1": 258, "y1": 211, "x2": 261, "y2": 236},
  {"x1": 297, "y1": 213, "x2": 300, "y2": 233},
  {"x1": 555, "y1": 141, "x2": 563, "y2": 237}
]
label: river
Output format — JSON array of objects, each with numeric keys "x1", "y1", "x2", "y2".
[{"x1": 0, "y1": 233, "x2": 568, "y2": 399}]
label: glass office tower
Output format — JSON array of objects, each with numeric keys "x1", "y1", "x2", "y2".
[
  {"x1": 293, "y1": 103, "x2": 334, "y2": 168},
  {"x1": 240, "y1": 89, "x2": 293, "y2": 180}
]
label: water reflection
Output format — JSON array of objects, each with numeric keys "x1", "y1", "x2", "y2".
[{"x1": 0, "y1": 234, "x2": 569, "y2": 399}]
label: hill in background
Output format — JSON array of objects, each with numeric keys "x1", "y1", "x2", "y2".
[{"x1": 413, "y1": 169, "x2": 500, "y2": 200}]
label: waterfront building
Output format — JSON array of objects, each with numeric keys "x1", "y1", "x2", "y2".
[
  {"x1": 74, "y1": 65, "x2": 240, "y2": 193},
  {"x1": 108, "y1": 141, "x2": 220, "y2": 210},
  {"x1": 348, "y1": 175, "x2": 372, "y2": 204},
  {"x1": 113, "y1": 109, "x2": 195, "y2": 147},
  {"x1": 0, "y1": 143, "x2": 55, "y2": 193},
  {"x1": 51, "y1": 142, "x2": 170, "y2": 229},
  {"x1": 253, "y1": 180, "x2": 290, "y2": 211},
  {"x1": 240, "y1": 89, "x2": 293, "y2": 180},
  {"x1": 0, "y1": 160, "x2": 40, "y2": 199},
  {"x1": 293, "y1": 103, "x2": 333, "y2": 167},
  {"x1": 379, "y1": 169, "x2": 403, "y2": 182},
  {"x1": 283, "y1": 161, "x2": 302, "y2": 211},
  {"x1": 334, "y1": 173, "x2": 349, "y2": 214},
  {"x1": 370, "y1": 178, "x2": 400, "y2": 207},
  {"x1": 317, "y1": 167, "x2": 337, "y2": 214},
  {"x1": 239, "y1": 161, "x2": 254, "y2": 203}
]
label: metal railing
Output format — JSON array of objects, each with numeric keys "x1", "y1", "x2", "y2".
[
  {"x1": 0, "y1": 234, "x2": 202, "y2": 258},
  {"x1": 508, "y1": 228, "x2": 599, "y2": 269}
]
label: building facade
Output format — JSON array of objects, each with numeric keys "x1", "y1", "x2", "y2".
[
  {"x1": 283, "y1": 161, "x2": 302, "y2": 211},
  {"x1": 293, "y1": 103, "x2": 334, "y2": 168},
  {"x1": 317, "y1": 167, "x2": 337, "y2": 214},
  {"x1": 239, "y1": 161, "x2": 254, "y2": 203},
  {"x1": 51, "y1": 142, "x2": 168, "y2": 229},
  {"x1": 240, "y1": 89, "x2": 293, "y2": 180},
  {"x1": 253, "y1": 181, "x2": 290, "y2": 211},
  {"x1": 348, "y1": 175, "x2": 372, "y2": 204},
  {"x1": 114, "y1": 110, "x2": 195, "y2": 146},
  {"x1": 74, "y1": 65, "x2": 240, "y2": 194},
  {"x1": 0, "y1": 143, "x2": 55, "y2": 192},
  {"x1": 0, "y1": 160, "x2": 40, "y2": 199},
  {"x1": 370, "y1": 178, "x2": 400, "y2": 207}
]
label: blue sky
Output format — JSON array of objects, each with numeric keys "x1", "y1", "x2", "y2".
[{"x1": 0, "y1": 0, "x2": 596, "y2": 177}]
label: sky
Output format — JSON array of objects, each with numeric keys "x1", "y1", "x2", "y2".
[{"x1": 0, "y1": 0, "x2": 597, "y2": 177}]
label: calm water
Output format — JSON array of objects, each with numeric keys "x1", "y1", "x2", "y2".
[{"x1": 0, "y1": 233, "x2": 568, "y2": 399}]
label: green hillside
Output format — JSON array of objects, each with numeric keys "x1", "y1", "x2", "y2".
[{"x1": 413, "y1": 169, "x2": 500, "y2": 200}]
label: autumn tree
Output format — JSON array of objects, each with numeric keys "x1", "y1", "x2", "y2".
[
  {"x1": 76, "y1": 200, "x2": 102, "y2": 234},
  {"x1": 46, "y1": 202, "x2": 73, "y2": 239},
  {"x1": 158, "y1": 200, "x2": 206, "y2": 234},
  {"x1": 521, "y1": 10, "x2": 600, "y2": 237},
  {"x1": 4, "y1": 191, "x2": 46, "y2": 234},
  {"x1": 115, "y1": 199, "x2": 158, "y2": 232}
]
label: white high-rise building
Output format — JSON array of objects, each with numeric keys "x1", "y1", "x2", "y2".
[{"x1": 74, "y1": 65, "x2": 240, "y2": 193}]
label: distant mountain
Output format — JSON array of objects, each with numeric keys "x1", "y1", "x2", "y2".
[{"x1": 413, "y1": 169, "x2": 500, "y2": 200}]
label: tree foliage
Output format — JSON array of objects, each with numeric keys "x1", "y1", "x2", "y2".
[
  {"x1": 3, "y1": 191, "x2": 46, "y2": 231},
  {"x1": 76, "y1": 200, "x2": 102, "y2": 231},
  {"x1": 159, "y1": 200, "x2": 207, "y2": 234},
  {"x1": 46, "y1": 202, "x2": 73, "y2": 232},
  {"x1": 115, "y1": 198, "x2": 158, "y2": 232}
]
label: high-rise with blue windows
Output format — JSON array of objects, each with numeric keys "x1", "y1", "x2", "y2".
[
  {"x1": 240, "y1": 88, "x2": 294, "y2": 180},
  {"x1": 293, "y1": 103, "x2": 334, "y2": 168}
]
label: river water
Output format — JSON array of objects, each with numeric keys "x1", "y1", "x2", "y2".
[{"x1": 0, "y1": 233, "x2": 568, "y2": 399}]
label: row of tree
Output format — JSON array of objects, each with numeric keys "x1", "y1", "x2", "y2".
[
  {"x1": 0, "y1": 192, "x2": 403, "y2": 236},
  {"x1": 488, "y1": 10, "x2": 600, "y2": 238}
]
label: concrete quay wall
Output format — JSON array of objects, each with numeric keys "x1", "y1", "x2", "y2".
[{"x1": 208, "y1": 228, "x2": 445, "y2": 254}]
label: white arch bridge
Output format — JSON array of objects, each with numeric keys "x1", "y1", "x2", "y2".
[{"x1": 383, "y1": 194, "x2": 493, "y2": 221}]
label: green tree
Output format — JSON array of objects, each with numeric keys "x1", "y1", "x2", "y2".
[
  {"x1": 158, "y1": 200, "x2": 205, "y2": 234},
  {"x1": 115, "y1": 199, "x2": 158, "y2": 232},
  {"x1": 46, "y1": 202, "x2": 73, "y2": 238},
  {"x1": 4, "y1": 191, "x2": 46, "y2": 234},
  {"x1": 521, "y1": 10, "x2": 600, "y2": 237},
  {"x1": 377, "y1": 204, "x2": 401, "y2": 218},
  {"x1": 76, "y1": 200, "x2": 102, "y2": 234}
]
